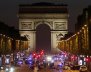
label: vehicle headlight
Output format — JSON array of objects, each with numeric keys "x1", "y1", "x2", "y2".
[
  {"x1": 46, "y1": 56, "x2": 52, "y2": 61},
  {"x1": 1, "y1": 66, "x2": 4, "y2": 69},
  {"x1": 5, "y1": 68, "x2": 9, "y2": 71},
  {"x1": 10, "y1": 67, "x2": 14, "y2": 72}
]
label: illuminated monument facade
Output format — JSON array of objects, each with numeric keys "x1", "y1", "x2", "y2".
[{"x1": 18, "y1": 2, "x2": 68, "y2": 53}]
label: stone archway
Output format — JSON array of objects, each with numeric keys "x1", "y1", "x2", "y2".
[
  {"x1": 36, "y1": 24, "x2": 51, "y2": 53},
  {"x1": 19, "y1": 3, "x2": 68, "y2": 53}
]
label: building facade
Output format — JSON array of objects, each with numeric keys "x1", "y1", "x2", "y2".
[{"x1": 18, "y1": 2, "x2": 69, "y2": 53}]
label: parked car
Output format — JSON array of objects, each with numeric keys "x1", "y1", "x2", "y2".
[{"x1": 80, "y1": 65, "x2": 88, "y2": 72}]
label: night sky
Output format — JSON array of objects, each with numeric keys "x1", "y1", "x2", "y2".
[
  {"x1": 0, "y1": 0, "x2": 91, "y2": 32},
  {"x1": 0, "y1": 0, "x2": 91, "y2": 53}
]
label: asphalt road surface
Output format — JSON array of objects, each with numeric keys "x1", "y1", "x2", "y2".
[{"x1": 0, "y1": 64, "x2": 80, "y2": 72}]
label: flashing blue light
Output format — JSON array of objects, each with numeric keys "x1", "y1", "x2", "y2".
[
  {"x1": 58, "y1": 64, "x2": 63, "y2": 68},
  {"x1": 29, "y1": 61, "x2": 32, "y2": 64},
  {"x1": 17, "y1": 61, "x2": 23, "y2": 65},
  {"x1": 59, "y1": 64, "x2": 62, "y2": 66},
  {"x1": 28, "y1": 57, "x2": 32, "y2": 60}
]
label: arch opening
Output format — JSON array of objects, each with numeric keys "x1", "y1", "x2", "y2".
[{"x1": 36, "y1": 24, "x2": 51, "y2": 54}]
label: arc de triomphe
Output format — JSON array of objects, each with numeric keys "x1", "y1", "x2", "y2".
[{"x1": 18, "y1": 2, "x2": 68, "y2": 53}]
